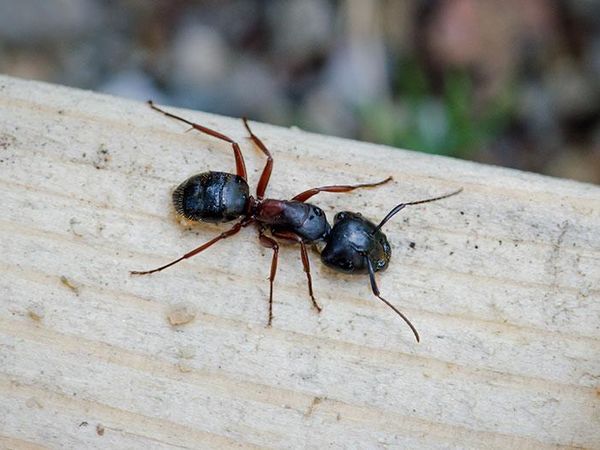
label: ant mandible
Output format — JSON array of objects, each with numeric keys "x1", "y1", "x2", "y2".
[
  {"x1": 320, "y1": 188, "x2": 463, "y2": 342},
  {"x1": 131, "y1": 101, "x2": 391, "y2": 326}
]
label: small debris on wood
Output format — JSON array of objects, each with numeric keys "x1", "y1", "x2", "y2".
[
  {"x1": 60, "y1": 275, "x2": 80, "y2": 295},
  {"x1": 167, "y1": 303, "x2": 197, "y2": 326},
  {"x1": 0, "y1": 132, "x2": 16, "y2": 149},
  {"x1": 177, "y1": 363, "x2": 192, "y2": 373},
  {"x1": 176, "y1": 345, "x2": 196, "y2": 372},
  {"x1": 27, "y1": 304, "x2": 44, "y2": 322},
  {"x1": 304, "y1": 396, "x2": 324, "y2": 417},
  {"x1": 96, "y1": 424, "x2": 105, "y2": 436},
  {"x1": 93, "y1": 144, "x2": 111, "y2": 170},
  {"x1": 69, "y1": 217, "x2": 84, "y2": 237},
  {"x1": 79, "y1": 421, "x2": 88, "y2": 427}
]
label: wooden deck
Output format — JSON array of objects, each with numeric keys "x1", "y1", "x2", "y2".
[{"x1": 0, "y1": 75, "x2": 598, "y2": 449}]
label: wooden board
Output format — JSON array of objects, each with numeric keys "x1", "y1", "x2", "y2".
[{"x1": 0, "y1": 75, "x2": 598, "y2": 449}]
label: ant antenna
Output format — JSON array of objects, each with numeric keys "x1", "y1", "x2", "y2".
[
  {"x1": 366, "y1": 258, "x2": 420, "y2": 342},
  {"x1": 372, "y1": 187, "x2": 463, "y2": 234}
]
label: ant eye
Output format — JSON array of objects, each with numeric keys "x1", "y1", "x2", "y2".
[
  {"x1": 377, "y1": 259, "x2": 386, "y2": 269},
  {"x1": 334, "y1": 212, "x2": 347, "y2": 223}
]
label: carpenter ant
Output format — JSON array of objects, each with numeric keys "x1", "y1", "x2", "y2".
[
  {"x1": 320, "y1": 188, "x2": 463, "y2": 342},
  {"x1": 131, "y1": 101, "x2": 391, "y2": 325}
]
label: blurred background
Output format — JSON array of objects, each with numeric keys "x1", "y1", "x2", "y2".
[{"x1": 1, "y1": 0, "x2": 598, "y2": 183}]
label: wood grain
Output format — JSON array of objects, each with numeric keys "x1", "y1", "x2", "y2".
[{"x1": 0, "y1": 75, "x2": 598, "y2": 449}]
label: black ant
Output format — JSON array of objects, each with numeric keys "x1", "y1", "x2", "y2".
[
  {"x1": 320, "y1": 188, "x2": 463, "y2": 342},
  {"x1": 131, "y1": 101, "x2": 391, "y2": 325}
]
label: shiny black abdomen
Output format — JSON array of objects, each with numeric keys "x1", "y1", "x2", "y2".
[
  {"x1": 320, "y1": 212, "x2": 391, "y2": 274},
  {"x1": 172, "y1": 171, "x2": 250, "y2": 223}
]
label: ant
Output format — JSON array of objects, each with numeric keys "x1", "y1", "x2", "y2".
[
  {"x1": 320, "y1": 188, "x2": 463, "y2": 342},
  {"x1": 131, "y1": 101, "x2": 391, "y2": 325}
]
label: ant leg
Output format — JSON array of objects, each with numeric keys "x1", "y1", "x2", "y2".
[
  {"x1": 242, "y1": 118, "x2": 273, "y2": 200},
  {"x1": 272, "y1": 230, "x2": 322, "y2": 313},
  {"x1": 258, "y1": 228, "x2": 279, "y2": 326},
  {"x1": 292, "y1": 177, "x2": 393, "y2": 202},
  {"x1": 130, "y1": 219, "x2": 250, "y2": 275},
  {"x1": 365, "y1": 257, "x2": 420, "y2": 342},
  {"x1": 148, "y1": 101, "x2": 247, "y2": 180}
]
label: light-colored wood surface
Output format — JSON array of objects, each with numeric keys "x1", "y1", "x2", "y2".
[{"x1": 0, "y1": 75, "x2": 598, "y2": 449}]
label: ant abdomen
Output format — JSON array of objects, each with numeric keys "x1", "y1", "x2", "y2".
[{"x1": 172, "y1": 171, "x2": 250, "y2": 223}]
